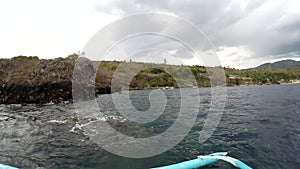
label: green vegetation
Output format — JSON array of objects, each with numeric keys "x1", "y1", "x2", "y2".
[
  {"x1": 225, "y1": 67, "x2": 300, "y2": 85},
  {"x1": 97, "y1": 60, "x2": 300, "y2": 88},
  {"x1": 97, "y1": 61, "x2": 212, "y2": 88},
  {"x1": 1, "y1": 55, "x2": 299, "y2": 90},
  {"x1": 1, "y1": 55, "x2": 298, "y2": 104}
]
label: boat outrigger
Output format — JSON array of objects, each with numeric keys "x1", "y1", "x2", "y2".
[
  {"x1": 0, "y1": 152, "x2": 251, "y2": 169},
  {"x1": 0, "y1": 163, "x2": 19, "y2": 169},
  {"x1": 151, "y1": 152, "x2": 252, "y2": 169}
]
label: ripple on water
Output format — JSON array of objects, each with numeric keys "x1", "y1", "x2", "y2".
[{"x1": 0, "y1": 85, "x2": 299, "y2": 168}]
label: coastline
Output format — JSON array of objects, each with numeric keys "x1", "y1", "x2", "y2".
[{"x1": 0, "y1": 55, "x2": 299, "y2": 104}]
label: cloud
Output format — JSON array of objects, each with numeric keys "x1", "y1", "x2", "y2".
[
  {"x1": 1, "y1": 0, "x2": 299, "y2": 68},
  {"x1": 0, "y1": 0, "x2": 120, "y2": 58},
  {"x1": 95, "y1": 0, "x2": 300, "y2": 68},
  {"x1": 83, "y1": 13, "x2": 220, "y2": 68},
  {"x1": 217, "y1": 46, "x2": 254, "y2": 69}
]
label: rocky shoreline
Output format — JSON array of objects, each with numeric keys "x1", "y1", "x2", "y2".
[
  {"x1": 0, "y1": 55, "x2": 112, "y2": 104},
  {"x1": 1, "y1": 55, "x2": 299, "y2": 104}
]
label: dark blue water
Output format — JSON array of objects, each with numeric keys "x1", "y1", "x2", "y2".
[{"x1": 0, "y1": 84, "x2": 299, "y2": 169}]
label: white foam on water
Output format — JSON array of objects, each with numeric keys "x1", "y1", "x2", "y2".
[{"x1": 47, "y1": 120, "x2": 67, "y2": 124}]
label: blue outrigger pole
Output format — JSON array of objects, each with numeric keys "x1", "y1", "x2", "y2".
[
  {"x1": 151, "y1": 152, "x2": 252, "y2": 169},
  {"x1": 0, "y1": 163, "x2": 19, "y2": 169},
  {"x1": 0, "y1": 152, "x2": 251, "y2": 169}
]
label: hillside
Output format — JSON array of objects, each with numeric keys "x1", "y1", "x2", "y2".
[
  {"x1": 0, "y1": 55, "x2": 112, "y2": 104},
  {"x1": 0, "y1": 55, "x2": 299, "y2": 104},
  {"x1": 253, "y1": 59, "x2": 300, "y2": 69}
]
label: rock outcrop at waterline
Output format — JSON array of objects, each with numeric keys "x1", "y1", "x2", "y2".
[
  {"x1": 0, "y1": 55, "x2": 112, "y2": 104},
  {"x1": 3, "y1": 54, "x2": 297, "y2": 104}
]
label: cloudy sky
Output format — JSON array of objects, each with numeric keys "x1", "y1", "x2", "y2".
[{"x1": 1, "y1": 0, "x2": 300, "y2": 68}]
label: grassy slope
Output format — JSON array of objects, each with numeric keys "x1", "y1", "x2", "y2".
[
  {"x1": 98, "y1": 60, "x2": 300, "y2": 88},
  {"x1": 1, "y1": 55, "x2": 299, "y2": 89}
]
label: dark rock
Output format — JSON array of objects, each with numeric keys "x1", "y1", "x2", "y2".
[{"x1": 0, "y1": 55, "x2": 112, "y2": 104}]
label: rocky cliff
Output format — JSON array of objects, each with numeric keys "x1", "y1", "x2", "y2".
[{"x1": 0, "y1": 55, "x2": 111, "y2": 104}]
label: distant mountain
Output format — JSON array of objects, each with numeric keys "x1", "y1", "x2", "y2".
[{"x1": 254, "y1": 59, "x2": 300, "y2": 69}]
